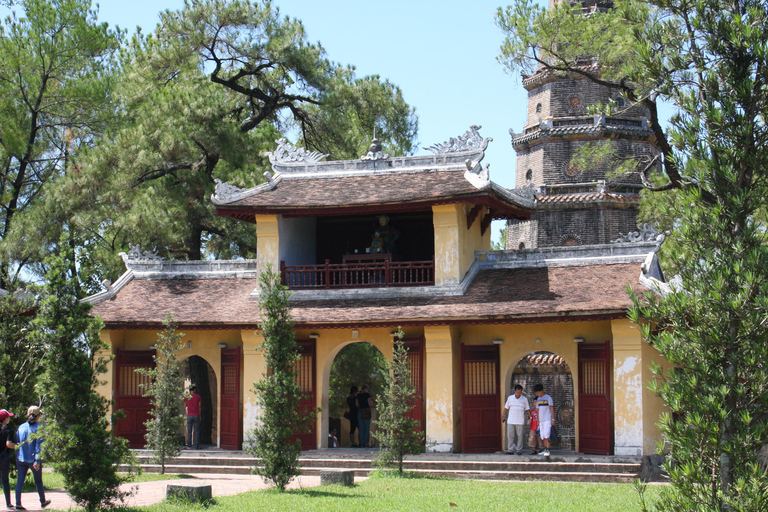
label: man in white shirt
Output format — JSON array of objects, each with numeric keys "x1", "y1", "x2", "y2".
[{"x1": 502, "y1": 384, "x2": 530, "y2": 454}]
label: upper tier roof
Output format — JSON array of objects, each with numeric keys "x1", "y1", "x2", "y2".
[{"x1": 212, "y1": 126, "x2": 536, "y2": 221}]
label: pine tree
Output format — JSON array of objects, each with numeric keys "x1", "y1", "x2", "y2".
[
  {"x1": 34, "y1": 237, "x2": 134, "y2": 511},
  {"x1": 375, "y1": 328, "x2": 425, "y2": 474},
  {"x1": 497, "y1": 0, "x2": 768, "y2": 508},
  {"x1": 137, "y1": 312, "x2": 186, "y2": 474},
  {"x1": 244, "y1": 265, "x2": 313, "y2": 490}
]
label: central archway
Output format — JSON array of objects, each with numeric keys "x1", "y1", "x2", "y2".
[{"x1": 322, "y1": 340, "x2": 388, "y2": 448}]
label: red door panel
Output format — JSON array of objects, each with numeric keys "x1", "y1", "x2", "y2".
[
  {"x1": 461, "y1": 345, "x2": 501, "y2": 453},
  {"x1": 220, "y1": 347, "x2": 242, "y2": 450},
  {"x1": 403, "y1": 337, "x2": 425, "y2": 432},
  {"x1": 114, "y1": 350, "x2": 155, "y2": 449},
  {"x1": 291, "y1": 340, "x2": 316, "y2": 450},
  {"x1": 578, "y1": 341, "x2": 613, "y2": 455}
]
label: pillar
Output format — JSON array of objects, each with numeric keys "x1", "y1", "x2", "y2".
[{"x1": 424, "y1": 325, "x2": 458, "y2": 452}]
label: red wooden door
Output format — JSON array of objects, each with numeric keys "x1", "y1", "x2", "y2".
[
  {"x1": 220, "y1": 347, "x2": 242, "y2": 450},
  {"x1": 578, "y1": 341, "x2": 613, "y2": 455},
  {"x1": 461, "y1": 345, "x2": 501, "y2": 453},
  {"x1": 403, "y1": 336, "x2": 425, "y2": 432},
  {"x1": 292, "y1": 340, "x2": 316, "y2": 450},
  {"x1": 114, "y1": 350, "x2": 154, "y2": 448}
]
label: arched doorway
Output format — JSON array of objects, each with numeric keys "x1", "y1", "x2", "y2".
[
  {"x1": 510, "y1": 351, "x2": 575, "y2": 451},
  {"x1": 180, "y1": 355, "x2": 218, "y2": 448},
  {"x1": 326, "y1": 341, "x2": 388, "y2": 448}
]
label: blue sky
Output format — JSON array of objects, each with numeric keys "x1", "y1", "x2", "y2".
[{"x1": 95, "y1": 0, "x2": 548, "y2": 241}]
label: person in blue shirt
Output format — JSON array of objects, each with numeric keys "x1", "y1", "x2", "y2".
[{"x1": 14, "y1": 406, "x2": 49, "y2": 510}]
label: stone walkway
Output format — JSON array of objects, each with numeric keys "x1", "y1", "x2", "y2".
[{"x1": 20, "y1": 474, "x2": 324, "y2": 511}]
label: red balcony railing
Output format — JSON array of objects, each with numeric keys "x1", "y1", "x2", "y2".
[{"x1": 280, "y1": 259, "x2": 435, "y2": 289}]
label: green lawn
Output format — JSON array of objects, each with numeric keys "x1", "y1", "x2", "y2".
[{"x1": 133, "y1": 473, "x2": 660, "y2": 512}]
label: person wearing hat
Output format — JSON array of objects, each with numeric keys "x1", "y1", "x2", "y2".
[
  {"x1": 0, "y1": 409, "x2": 17, "y2": 510},
  {"x1": 14, "y1": 406, "x2": 49, "y2": 510}
]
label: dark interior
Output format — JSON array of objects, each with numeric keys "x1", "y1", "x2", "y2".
[{"x1": 315, "y1": 212, "x2": 435, "y2": 264}]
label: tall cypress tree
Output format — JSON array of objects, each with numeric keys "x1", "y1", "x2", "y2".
[
  {"x1": 137, "y1": 313, "x2": 185, "y2": 475},
  {"x1": 375, "y1": 329, "x2": 424, "y2": 474},
  {"x1": 244, "y1": 265, "x2": 313, "y2": 490}
]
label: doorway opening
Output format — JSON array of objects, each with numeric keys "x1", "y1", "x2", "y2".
[
  {"x1": 511, "y1": 351, "x2": 575, "y2": 450},
  {"x1": 181, "y1": 355, "x2": 218, "y2": 448},
  {"x1": 328, "y1": 342, "x2": 388, "y2": 447}
]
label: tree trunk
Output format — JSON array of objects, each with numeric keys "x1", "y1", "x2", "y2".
[{"x1": 188, "y1": 356, "x2": 213, "y2": 445}]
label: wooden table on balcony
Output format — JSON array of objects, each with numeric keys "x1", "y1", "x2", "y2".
[{"x1": 342, "y1": 253, "x2": 392, "y2": 264}]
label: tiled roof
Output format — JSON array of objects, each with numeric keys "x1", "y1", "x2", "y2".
[
  {"x1": 513, "y1": 123, "x2": 653, "y2": 147},
  {"x1": 536, "y1": 192, "x2": 640, "y2": 205},
  {"x1": 222, "y1": 171, "x2": 486, "y2": 209},
  {"x1": 90, "y1": 262, "x2": 643, "y2": 328}
]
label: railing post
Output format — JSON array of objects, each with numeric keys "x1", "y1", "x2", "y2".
[
  {"x1": 324, "y1": 259, "x2": 330, "y2": 289},
  {"x1": 384, "y1": 259, "x2": 390, "y2": 285},
  {"x1": 280, "y1": 261, "x2": 286, "y2": 286}
]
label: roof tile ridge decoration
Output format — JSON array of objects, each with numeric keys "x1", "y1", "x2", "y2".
[
  {"x1": 212, "y1": 172, "x2": 283, "y2": 205},
  {"x1": 266, "y1": 137, "x2": 329, "y2": 165},
  {"x1": 637, "y1": 233, "x2": 685, "y2": 297},
  {"x1": 492, "y1": 182, "x2": 537, "y2": 209},
  {"x1": 476, "y1": 241, "x2": 656, "y2": 270},
  {"x1": 422, "y1": 125, "x2": 493, "y2": 191}
]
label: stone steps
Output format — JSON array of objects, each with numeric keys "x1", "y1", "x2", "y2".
[{"x1": 126, "y1": 450, "x2": 642, "y2": 484}]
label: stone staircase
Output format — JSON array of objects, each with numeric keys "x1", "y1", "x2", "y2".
[{"x1": 128, "y1": 449, "x2": 643, "y2": 483}]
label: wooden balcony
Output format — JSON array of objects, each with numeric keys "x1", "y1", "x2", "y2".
[{"x1": 280, "y1": 258, "x2": 435, "y2": 289}]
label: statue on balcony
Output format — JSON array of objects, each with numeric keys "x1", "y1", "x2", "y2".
[{"x1": 370, "y1": 215, "x2": 400, "y2": 254}]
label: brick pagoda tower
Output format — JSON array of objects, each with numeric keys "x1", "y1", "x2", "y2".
[{"x1": 506, "y1": 0, "x2": 659, "y2": 249}]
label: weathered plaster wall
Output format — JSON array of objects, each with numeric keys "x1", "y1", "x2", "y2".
[
  {"x1": 433, "y1": 203, "x2": 491, "y2": 287},
  {"x1": 432, "y1": 205, "x2": 461, "y2": 286},
  {"x1": 461, "y1": 321, "x2": 611, "y2": 453},
  {"x1": 101, "y1": 328, "x2": 242, "y2": 447},
  {"x1": 255, "y1": 214, "x2": 279, "y2": 272},
  {"x1": 612, "y1": 318, "x2": 648, "y2": 456},
  {"x1": 424, "y1": 325, "x2": 459, "y2": 452},
  {"x1": 242, "y1": 329, "x2": 264, "y2": 440}
]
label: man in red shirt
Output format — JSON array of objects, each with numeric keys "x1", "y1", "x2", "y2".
[{"x1": 184, "y1": 385, "x2": 202, "y2": 449}]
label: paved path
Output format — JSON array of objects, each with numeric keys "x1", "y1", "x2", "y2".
[{"x1": 19, "y1": 474, "x2": 324, "y2": 511}]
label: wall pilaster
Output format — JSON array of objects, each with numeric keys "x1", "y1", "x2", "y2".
[{"x1": 424, "y1": 325, "x2": 458, "y2": 452}]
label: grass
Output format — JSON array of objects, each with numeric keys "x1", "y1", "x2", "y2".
[
  {"x1": 12, "y1": 471, "x2": 189, "y2": 492},
  {"x1": 130, "y1": 472, "x2": 660, "y2": 512}
]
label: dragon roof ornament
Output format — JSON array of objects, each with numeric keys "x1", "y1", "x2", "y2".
[
  {"x1": 424, "y1": 125, "x2": 492, "y2": 154},
  {"x1": 120, "y1": 244, "x2": 165, "y2": 262},
  {"x1": 266, "y1": 138, "x2": 328, "y2": 164},
  {"x1": 613, "y1": 223, "x2": 661, "y2": 244}
]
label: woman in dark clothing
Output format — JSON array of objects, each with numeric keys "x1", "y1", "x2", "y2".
[
  {"x1": 356, "y1": 385, "x2": 373, "y2": 448},
  {"x1": 0, "y1": 409, "x2": 17, "y2": 510},
  {"x1": 346, "y1": 386, "x2": 359, "y2": 447}
]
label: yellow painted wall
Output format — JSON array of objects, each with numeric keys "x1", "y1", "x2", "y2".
[
  {"x1": 612, "y1": 318, "x2": 667, "y2": 456},
  {"x1": 642, "y1": 333, "x2": 668, "y2": 454},
  {"x1": 99, "y1": 317, "x2": 665, "y2": 455},
  {"x1": 255, "y1": 214, "x2": 280, "y2": 272},
  {"x1": 99, "y1": 328, "x2": 244, "y2": 447},
  {"x1": 460, "y1": 321, "x2": 612, "y2": 453},
  {"x1": 424, "y1": 325, "x2": 459, "y2": 452},
  {"x1": 432, "y1": 204, "x2": 491, "y2": 286},
  {"x1": 242, "y1": 329, "x2": 265, "y2": 437},
  {"x1": 313, "y1": 327, "x2": 394, "y2": 450}
]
